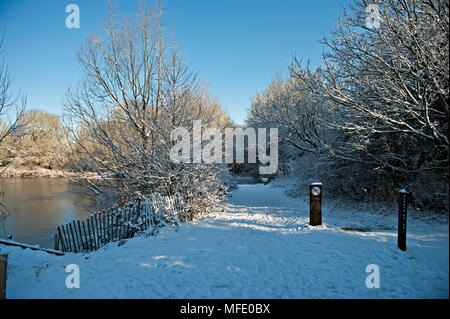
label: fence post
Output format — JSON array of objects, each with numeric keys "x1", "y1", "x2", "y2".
[
  {"x1": 398, "y1": 189, "x2": 408, "y2": 251},
  {"x1": 0, "y1": 254, "x2": 7, "y2": 299},
  {"x1": 309, "y1": 182, "x2": 322, "y2": 226}
]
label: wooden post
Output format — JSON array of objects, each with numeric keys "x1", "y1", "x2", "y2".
[
  {"x1": 106, "y1": 211, "x2": 109, "y2": 243},
  {"x1": 0, "y1": 254, "x2": 8, "y2": 299},
  {"x1": 95, "y1": 213, "x2": 100, "y2": 246},
  {"x1": 116, "y1": 210, "x2": 120, "y2": 240},
  {"x1": 92, "y1": 217, "x2": 97, "y2": 250},
  {"x1": 105, "y1": 211, "x2": 109, "y2": 243},
  {"x1": 117, "y1": 210, "x2": 121, "y2": 240},
  {"x1": 99, "y1": 212, "x2": 103, "y2": 245},
  {"x1": 109, "y1": 210, "x2": 115, "y2": 241},
  {"x1": 97, "y1": 213, "x2": 102, "y2": 247},
  {"x1": 102, "y1": 211, "x2": 106, "y2": 244},
  {"x1": 57, "y1": 226, "x2": 66, "y2": 252},
  {"x1": 81, "y1": 221, "x2": 89, "y2": 251},
  {"x1": 87, "y1": 218, "x2": 94, "y2": 251},
  {"x1": 398, "y1": 189, "x2": 408, "y2": 251},
  {"x1": 95, "y1": 213, "x2": 101, "y2": 247},
  {"x1": 108, "y1": 212, "x2": 112, "y2": 243},
  {"x1": 62, "y1": 224, "x2": 69, "y2": 252},
  {"x1": 91, "y1": 213, "x2": 100, "y2": 250},
  {"x1": 115, "y1": 211, "x2": 119, "y2": 242},
  {"x1": 137, "y1": 200, "x2": 141, "y2": 230},
  {"x1": 132, "y1": 205, "x2": 137, "y2": 233},
  {"x1": 125, "y1": 208, "x2": 130, "y2": 238},
  {"x1": 126, "y1": 207, "x2": 130, "y2": 236},
  {"x1": 65, "y1": 224, "x2": 73, "y2": 252},
  {"x1": 76, "y1": 220, "x2": 84, "y2": 251},
  {"x1": 309, "y1": 182, "x2": 322, "y2": 226},
  {"x1": 110, "y1": 212, "x2": 114, "y2": 242},
  {"x1": 72, "y1": 221, "x2": 80, "y2": 252},
  {"x1": 122, "y1": 209, "x2": 127, "y2": 238},
  {"x1": 114, "y1": 210, "x2": 117, "y2": 240},
  {"x1": 91, "y1": 216, "x2": 98, "y2": 250},
  {"x1": 69, "y1": 222, "x2": 78, "y2": 253},
  {"x1": 120, "y1": 210, "x2": 124, "y2": 240}
]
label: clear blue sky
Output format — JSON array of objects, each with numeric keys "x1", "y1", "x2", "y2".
[{"x1": 0, "y1": 0, "x2": 350, "y2": 125}]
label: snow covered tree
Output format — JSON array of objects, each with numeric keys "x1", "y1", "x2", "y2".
[
  {"x1": 291, "y1": 0, "x2": 449, "y2": 210},
  {"x1": 246, "y1": 69, "x2": 336, "y2": 177},
  {"x1": 63, "y1": 1, "x2": 232, "y2": 217},
  {"x1": 249, "y1": 0, "x2": 448, "y2": 210},
  {"x1": 0, "y1": 110, "x2": 67, "y2": 171}
]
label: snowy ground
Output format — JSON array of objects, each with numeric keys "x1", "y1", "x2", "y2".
[{"x1": 2, "y1": 180, "x2": 448, "y2": 298}]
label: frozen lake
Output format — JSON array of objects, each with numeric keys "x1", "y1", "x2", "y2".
[{"x1": 0, "y1": 178, "x2": 93, "y2": 248}]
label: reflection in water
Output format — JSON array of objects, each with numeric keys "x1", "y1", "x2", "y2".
[{"x1": 0, "y1": 178, "x2": 94, "y2": 249}]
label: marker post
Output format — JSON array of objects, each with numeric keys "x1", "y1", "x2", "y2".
[
  {"x1": 0, "y1": 254, "x2": 7, "y2": 299},
  {"x1": 309, "y1": 182, "x2": 322, "y2": 226},
  {"x1": 397, "y1": 189, "x2": 408, "y2": 251}
]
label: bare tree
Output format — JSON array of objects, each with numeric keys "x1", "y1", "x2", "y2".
[
  {"x1": 63, "y1": 1, "x2": 232, "y2": 217},
  {"x1": 293, "y1": 0, "x2": 449, "y2": 174},
  {"x1": 247, "y1": 70, "x2": 332, "y2": 156},
  {"x1": 288, "y1": 0, "x2": 448, "y2": 210},
  {"x1": 0, "y1": 32, "x2": 26, "y2": 146},
  {"x1": 0, "y1": 31, "x2": 26, "y2": 237},
  {"x1": 0, "y1": 110, "x2": 67, "y2": 172},
  {"x1": 247, "y1": 0, "x2": 448, "y2": 210}
]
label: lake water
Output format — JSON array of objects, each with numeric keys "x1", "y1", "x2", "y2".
[
  {"x1": 0, "y1": 178, "x2": 94, "y2": 249},
  {"x1": 0, "y1": 176, "x2": 257, "y2": 250}
]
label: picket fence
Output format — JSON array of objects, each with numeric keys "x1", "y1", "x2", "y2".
[{"x1": 54, "y1": 195, "x2": 182, "y2": 253}]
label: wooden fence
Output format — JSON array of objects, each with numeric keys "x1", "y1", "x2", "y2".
[{"x1": 54, "y1": 195, "x2": 182, "y2": 253}]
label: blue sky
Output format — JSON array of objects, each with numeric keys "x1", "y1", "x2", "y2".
[{"x1": 0, "y1": 0, "x2": 350, "y2": 125}]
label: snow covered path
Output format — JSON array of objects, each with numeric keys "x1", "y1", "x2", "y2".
[{"x1": 3, "y1": 182, "x2": 449, "y2": 298}]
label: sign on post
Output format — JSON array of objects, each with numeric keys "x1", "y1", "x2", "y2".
[
  {"x1": 397, "y1": 189, "x2": 408, "y2": 251},
  {"x1": 310, "y1": 182, "x2": 322, "y2": 226}
]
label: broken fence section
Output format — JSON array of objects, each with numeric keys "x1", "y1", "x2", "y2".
[{"x1": 54, "y1": 194, "x2": 183, "y2": 253}]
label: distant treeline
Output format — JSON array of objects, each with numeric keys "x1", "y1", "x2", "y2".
[{"x1": 0, "y1": 109, "x2": 68, "y2": 173}]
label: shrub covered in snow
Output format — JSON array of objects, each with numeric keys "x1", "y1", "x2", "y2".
[
  {"x1": 247, "y1": 0, "x2": 449, "y2": 212},
  {"x1": 62, "y1": 2, "x2": 235, "y2": 218}
]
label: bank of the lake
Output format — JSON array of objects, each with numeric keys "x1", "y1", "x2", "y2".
[{"x1": 0, "y1": 166, "x2": 97, "y2": 178}]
